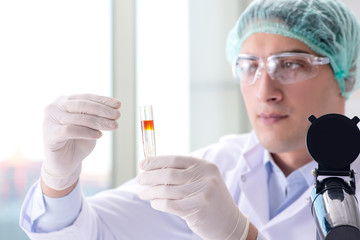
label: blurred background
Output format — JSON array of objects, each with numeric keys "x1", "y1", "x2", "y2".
[{"x1": 0, "y1": 0, "x2": 358, "y2": 239}]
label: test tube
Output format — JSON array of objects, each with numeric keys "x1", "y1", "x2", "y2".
[{"x1": 139, "y1": 105, "x2": 156, "y2": 158}]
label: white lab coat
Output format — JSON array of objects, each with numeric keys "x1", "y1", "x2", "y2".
[{"x1": 20, "y1": 131, "x2": 360, "y2": 240}]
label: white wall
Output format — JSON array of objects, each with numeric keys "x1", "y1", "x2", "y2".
[
  {"x1": 189, "y1": 0, "x2": 251, "y2": 151},
  {"x1": 136, "y1": 0, "x2": 190, "y2": 161},
  {"x1": 112, "y1": 0, "x2": 136, "y2": 186},
  {"x1": 340, "y1": 0, "x2": 360, "y2": 119}
]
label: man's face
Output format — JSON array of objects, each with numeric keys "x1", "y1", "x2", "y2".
[{"x1": 239, "y1": 33, "x2": 345, "y2": 154}]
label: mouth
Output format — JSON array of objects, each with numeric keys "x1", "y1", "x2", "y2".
[{"x1": 258, "y1": 113, "x2": 288, "y2": 124}]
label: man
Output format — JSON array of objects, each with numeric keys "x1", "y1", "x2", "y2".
[{"x1": 20, "y1": 0, "x2": 360, "y2": 239}]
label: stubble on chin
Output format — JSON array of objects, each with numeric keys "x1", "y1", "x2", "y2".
[{"x1": 255, "y1": 127, "x2": 306, "y2": 154}]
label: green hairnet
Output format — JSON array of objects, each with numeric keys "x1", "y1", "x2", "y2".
[{"x1": 226, "y1": 0, "x2": 360, "y2": 98}]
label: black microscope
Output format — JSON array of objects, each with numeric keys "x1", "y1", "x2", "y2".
[{"x1": 307, "y1": 113, "x2": 360, "y2": 240}]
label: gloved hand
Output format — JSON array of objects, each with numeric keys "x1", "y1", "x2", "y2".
[
  {"x1": 137, "y1": 156, "x2": 250, "y2": 240},
  {"x1": 41, "y1": 94, "x2": 121, "y2": 191}
]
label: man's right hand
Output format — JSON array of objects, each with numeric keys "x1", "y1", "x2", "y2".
[{"x1": 41, "y1": 94, "x2": 121, "y2": 193}]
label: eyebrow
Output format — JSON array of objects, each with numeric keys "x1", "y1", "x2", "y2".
[
  {"x1": 240, "y1": 49, "x2": 313, "y2": 56},
  {"x1": 276, "y1": 49, "x2": 312, "y2": 54}
]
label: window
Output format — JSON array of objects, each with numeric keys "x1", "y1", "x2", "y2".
[
  {"x1": 0, "y1": 1, "x2": 112, "y2": 239},
  {"x1": 135, "y1": 0, "x2": 190, "y2": 165}
]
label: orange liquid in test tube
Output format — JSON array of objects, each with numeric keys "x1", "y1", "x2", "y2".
[
  {"x1": 141, "y1": 120, "x2": 154, "y2": 131},
  {"x1": 139, "y1": 106, "x2": 156, "y2": 158}
]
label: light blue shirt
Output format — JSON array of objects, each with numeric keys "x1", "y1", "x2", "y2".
[
  {"x1": 20, "y1": 179, "x2": 82, "y2": 233},
  {"x1": 263, "y1": 151, "x2": 316, "y2": 220}
]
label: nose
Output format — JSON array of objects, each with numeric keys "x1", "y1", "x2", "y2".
[{"x1": 255, "y1": 68, "x2": 283, "y2": 103}]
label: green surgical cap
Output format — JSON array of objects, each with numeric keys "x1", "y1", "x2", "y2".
[{"x1": 226, "y1": 0, "x2": 360, "y2": 98}]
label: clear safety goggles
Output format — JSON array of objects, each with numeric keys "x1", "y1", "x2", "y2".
[{"x1": 232, "y1": 52, "x2": 330, "y2": 85}]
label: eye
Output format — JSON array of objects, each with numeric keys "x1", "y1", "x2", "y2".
[
  {"x1": 281, "y1": 59, "x2": 306, "y2": 70},
  {"x1": 237, "y1": 60, "x2": 258, "y2": 74},
  {"x1": 285, "y1": 62, "x2": 302, "y2": 69}
]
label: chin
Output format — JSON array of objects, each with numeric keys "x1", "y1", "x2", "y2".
[{"x1": 256, "y1": 131, "x2": 304, "y2": 154}]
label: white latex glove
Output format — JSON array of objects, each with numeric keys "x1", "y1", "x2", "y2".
[
  {"x1": 137, "y1": 156, "x2": 250, "y2": 240},
  {"x1": 41, "y1": 94, "x2": 121, "y2": 190}
]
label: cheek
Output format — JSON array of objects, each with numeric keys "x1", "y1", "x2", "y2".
[
  {"x1": 240, "y1": 86, "x2": 258, "y2": 123},
  {"x1": 286, "y1": 76, "x2": 343, "y2": 115},
  {"x1": 240, "y1": 86, "x2": 254, "y2": 111}
]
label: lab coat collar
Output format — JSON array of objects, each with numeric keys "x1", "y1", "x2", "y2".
[
  {"x1": 261, "y1": 186, "x2": 313, "y2": 231},
  {"x1": 233, "y1": 131, "x2": 315, "y2": 228},
  {"x1": 225, "y1": 131, "x2": 261, "y2": 194},
  {"x1": 225, "y1": 131, "x2": 263, "y2": 196},
  {"x1": 240, "y1": 146, "x2": 270, "y2": 226},
  {"x1": 242, "y1": 131, "x2": 264, "y2": 170},
  {"x1": 231, "y1": 131, "x2": 270, "y2": 226}
]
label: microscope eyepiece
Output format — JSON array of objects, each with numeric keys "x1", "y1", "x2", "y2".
[{"x1": 307, "y1": 114, "x2": 359, "y2": 171}]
